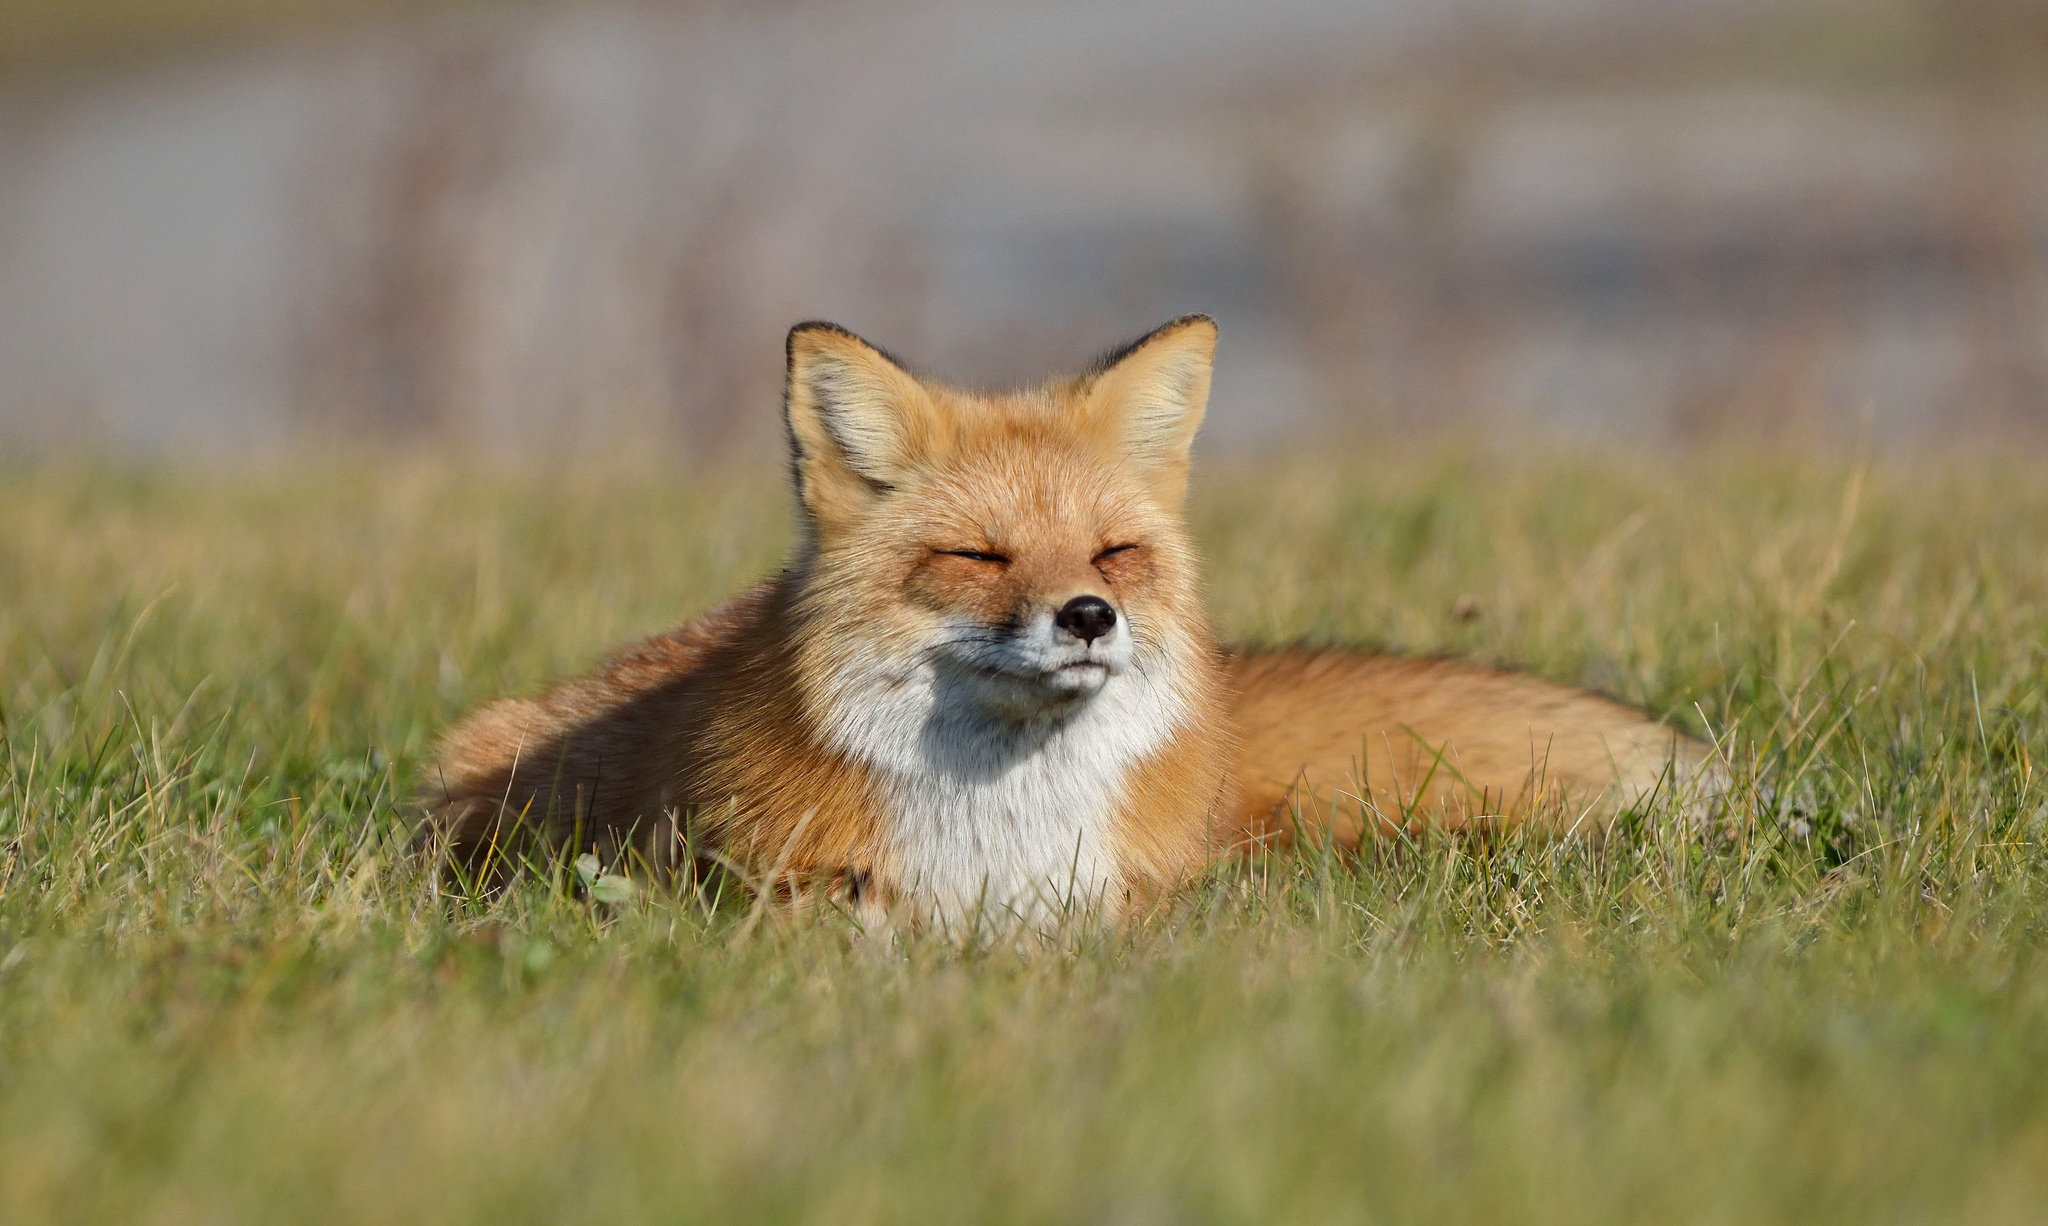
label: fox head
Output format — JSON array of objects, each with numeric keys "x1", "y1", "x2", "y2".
[{"x1": 782, "y1": 315, "x2": 1220, "y2": 738}]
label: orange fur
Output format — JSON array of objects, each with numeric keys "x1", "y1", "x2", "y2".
[
  {"x1": 420, "y1": 316, "x2": 1712, "y2": 922},
  {"x1": 1225, "y1": 650, "x2": 1703, "y2": 847}
]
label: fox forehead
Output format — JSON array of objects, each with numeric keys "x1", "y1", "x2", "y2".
[{"x1": 889, "y1": 437, "x2": 1167, "y2": 550}]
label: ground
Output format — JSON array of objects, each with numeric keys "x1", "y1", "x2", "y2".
[{"x1": 3, "y1": 441, "x2": 2047, "y2": 1224}]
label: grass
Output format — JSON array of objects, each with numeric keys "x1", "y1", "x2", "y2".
[
  {"x1": 3, "y1": 441, "x2": 2048, "y2": 1223},
  {"x1": 0, "y1": 0, "x2": 520, "y2": 76}
]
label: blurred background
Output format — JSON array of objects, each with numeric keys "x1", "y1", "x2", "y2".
[{"x1": 0, "y1": 0, "x2": 2043, "y2": 455}]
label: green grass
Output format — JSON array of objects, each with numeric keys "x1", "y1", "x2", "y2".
[
  {"x1": 4, "y1": 442, "x2": 2048, "y2": 1224},
  {"x1": 0, "y1": 0, "x2": 521, "y2": 75}
]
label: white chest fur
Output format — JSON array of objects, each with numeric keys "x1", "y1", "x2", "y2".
[{"x1": 814, "y1": 654, "x2": 1189, "y2": 926}]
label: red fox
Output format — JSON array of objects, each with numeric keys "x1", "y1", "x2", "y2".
[{"x1": 422, "y1": 316, "x2": 1715, "y2": 924}]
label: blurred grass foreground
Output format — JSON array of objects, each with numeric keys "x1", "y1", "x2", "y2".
[{"x1": 5, "y1": 444, "x2": 2048, "y2": 1223}]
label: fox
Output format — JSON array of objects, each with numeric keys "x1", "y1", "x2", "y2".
[{"x1": 421, "y1": 315, "x2": 1717, "y2": 926}]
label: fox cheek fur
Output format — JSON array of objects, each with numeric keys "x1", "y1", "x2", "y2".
[
  {"x1": 902, "y1": 544, "x2": 1134, "y2": 699},
  {"x1": 925, "y1": 545, "x2": 1138, "y2": 692},
  {"x1": 420, "y1": 312, "x2": 1718, "y2": 926}
]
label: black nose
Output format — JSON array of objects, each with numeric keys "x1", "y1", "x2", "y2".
[{"x1": 1055, "y1": 595, "x2": 1117, "y2": 644}]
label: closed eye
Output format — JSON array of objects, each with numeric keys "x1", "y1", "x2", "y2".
[
  {"x1": 1092, "y1": 544, "x2": 1140, "y2": 564},
  {"x1": 936, "y1": 548, "x2": 1010, "y2": 565}
]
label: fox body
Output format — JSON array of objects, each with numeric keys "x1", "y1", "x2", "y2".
[{"x1": 424, "y1": 316, "x2": 1710, "y2": 924}]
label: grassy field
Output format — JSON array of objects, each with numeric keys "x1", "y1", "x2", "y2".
[{"x1": 3, "y1": 442, "x2": 2048, "y2": 1223}]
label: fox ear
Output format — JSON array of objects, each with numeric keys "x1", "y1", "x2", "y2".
[
  {"x1": 784, "y1": 322, "x2": 940, "y2": 533},
  {"x1": 1077, "y1": 314, "x2": 1216, "y2": 506}
]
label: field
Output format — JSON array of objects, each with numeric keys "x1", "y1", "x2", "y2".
[{"x1": 4, "y1": 442, "x2": 2048, "y2": 1224}]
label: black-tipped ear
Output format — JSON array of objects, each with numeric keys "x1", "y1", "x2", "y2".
[
  {"x1": 784, "y1": 322, "x2": 941, "y2": 533},
  {"x1": 1075, "y1": 314, "x2": 1217, "y2": 506}
]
